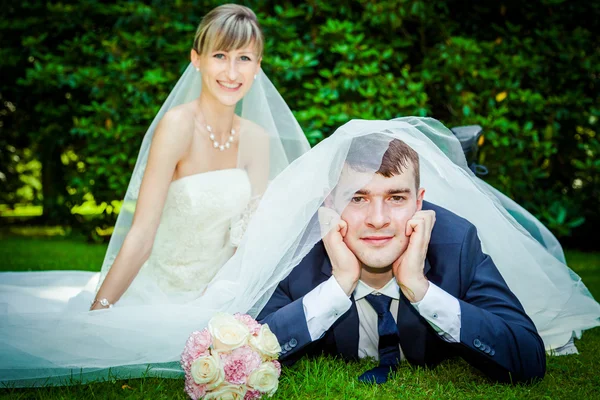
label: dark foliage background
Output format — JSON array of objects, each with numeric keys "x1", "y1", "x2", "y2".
[{"x1": 1, "y1": 0, "x2": 598, "y2": 248}]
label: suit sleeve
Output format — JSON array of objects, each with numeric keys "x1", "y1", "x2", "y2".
[
  {"x1": 257, "y1": 275, "x2": 313, "y2": 363},
  {"x1": 456, "y1": 224, "x2": 546, "y2": 383}
]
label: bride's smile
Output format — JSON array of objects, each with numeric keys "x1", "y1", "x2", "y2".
[{"x1": 195, "y1": 46, "x2": 261, "y2": 107}]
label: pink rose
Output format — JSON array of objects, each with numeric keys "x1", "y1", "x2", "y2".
[
  {"x1": 184, "y1": 372, "x2": 207, "y2": 400},
  {"x1": 244, "y1": 388, "x2": 262, "y2": 400},
  {"x1": 181, "y1": 329, "x2": 212, "y2": 371},
  {"x1": 221, "y1": 345, "x2": 262, "y2": 385},
  {"x1": 272, "y1": 360, "x2": 282, "y2": 376},
  {"x1": 234, "y1": 313, "x2": 261, "y2": 335}
]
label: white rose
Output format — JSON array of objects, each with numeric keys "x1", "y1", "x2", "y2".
[
  {"x1": 250, "y1": 324, "x2": 281, "y2": 360},
  {"x1": 190, "y1": 352, "x2": 225, "y2": 390},
  {"x1": 209, "y1": 313, "x2": 251, "y2": 351},
  {"x1": 247, "y1": 362, "x2": 280, "y2": 395},
  {"x1": 204, "y1": 383, "x2": 247, "y2": 400}
]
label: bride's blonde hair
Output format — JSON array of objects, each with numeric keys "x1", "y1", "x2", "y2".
[{"x1": 193, "y1": 4, "x2": 264, "y2": 57}]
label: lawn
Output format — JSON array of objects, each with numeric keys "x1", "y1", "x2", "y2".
[{"x1": 0, "y1": 234, "x2": 599, "y2": 399}]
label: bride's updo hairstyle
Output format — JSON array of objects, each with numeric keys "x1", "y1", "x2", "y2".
[{"x1": 193, "y1": 4, "x2": 264, "y2": 57}]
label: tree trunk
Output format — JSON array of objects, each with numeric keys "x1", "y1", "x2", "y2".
[{"x1": 39, "y1": 139, "x2": 68, "y2": 224}]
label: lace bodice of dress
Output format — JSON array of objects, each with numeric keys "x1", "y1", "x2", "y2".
[{"x1": 137, "y1": 168, "x2": 251, "y2": 296}]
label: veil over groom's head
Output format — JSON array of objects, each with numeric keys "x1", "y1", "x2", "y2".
[
  {"x1": 346, "y1": 133, "x2": 421, "y2": 186},
  {"x1": 225, "y1": 118, "x2": 497, "y2": 314}
]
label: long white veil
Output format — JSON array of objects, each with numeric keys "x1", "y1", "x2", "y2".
[
  {"x1": 224, "y1": 117, "x2": 600, "y2": 351},
  {"x1": 0, "y1": 64, "x2": 310, "y2": 386}
]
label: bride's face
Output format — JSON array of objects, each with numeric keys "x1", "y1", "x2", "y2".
[
  {"x1": 192, "y1": 45, "x2": 261, "y2": 106},
  {"x1": 338, "y1": 165, "x2": 424, "y2": 269}
]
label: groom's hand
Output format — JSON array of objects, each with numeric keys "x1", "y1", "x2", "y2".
[
  {"x1": 318, "y1": 207, "x2": 361, "y2": 296},
  {"x1": 392, "y1": 210, "x2": 436, "y2": 302}
]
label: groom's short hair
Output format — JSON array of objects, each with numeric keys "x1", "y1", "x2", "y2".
[{"x1": 346, "y1": 134, "x2": 420, "y2": 188}]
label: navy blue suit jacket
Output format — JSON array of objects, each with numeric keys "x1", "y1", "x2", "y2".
[{"x1": 258, "y1": 202, "x2": 546, "y2": 384}]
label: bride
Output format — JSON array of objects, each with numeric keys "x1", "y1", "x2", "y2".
[
  {"x1": 0, "y1": 4, "x2": 308, "y2": 386},
  {"x1": 90, "y1": 3, "x2": 311, "y2": 309}
]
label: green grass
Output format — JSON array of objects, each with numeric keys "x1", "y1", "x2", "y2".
[
  {"x1": 0, "y1": 234, "x2": 599, "y2": 399},
  {"x1": 0, "y1": 235, "x2": 107, "y2": 272}
]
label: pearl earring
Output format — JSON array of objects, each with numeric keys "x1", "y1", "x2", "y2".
[
  {"x1": 254, "y1": 74, "x2": 257, "y2": 80},
  {"x1": 195, "y1": 67, "x2": 200, "y2": 72}
]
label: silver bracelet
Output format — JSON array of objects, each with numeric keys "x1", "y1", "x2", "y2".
[{"x1": 91, "y1": 298, "x2": 113, "y2": 309}]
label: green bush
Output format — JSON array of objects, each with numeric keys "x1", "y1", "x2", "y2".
[{"x1": 1, "y1": 0, "x2": 598, "y2": 247}]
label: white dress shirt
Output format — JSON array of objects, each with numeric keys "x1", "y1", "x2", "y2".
[{"x1": 302, "y1": 276, "x2": 461, "y2": 360}]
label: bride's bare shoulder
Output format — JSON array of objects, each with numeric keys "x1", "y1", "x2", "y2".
[
  {"x1": 154, "y1": 102, "x2": 196, "y2": 143},
  {"x1": 238, "y1": 116, "x2": 269, "y2": 139}
]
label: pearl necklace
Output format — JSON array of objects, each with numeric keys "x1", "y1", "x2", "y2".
[{"x1": 206, "y1": 124, "x2": 235, "y2": 151}]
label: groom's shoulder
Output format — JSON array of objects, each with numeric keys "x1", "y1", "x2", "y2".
[
  {"x1": 423, "y1": 201, "x2": 475, "y2": 245},
  {"x1": 288, "y1": 241, "x2": 328, "y2": 278}
]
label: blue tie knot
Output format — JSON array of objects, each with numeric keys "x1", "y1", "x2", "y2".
[{"x1": 365, "y1": 293, "x2": 392, "y2": 316}]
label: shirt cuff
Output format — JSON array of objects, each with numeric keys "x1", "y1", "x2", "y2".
[
  {"x1": 411, "y1": 282, "x2": 461, "y2": 342},
  {"x1": 302, "y1": 276, "x2": 352, "y2": 341}
]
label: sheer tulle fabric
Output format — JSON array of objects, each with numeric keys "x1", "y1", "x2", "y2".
[
  {"x1": 228, "y1": 117, "x2": 599, "y2": 351},
  {"x1": 0, "y1": 64, "x2": 310, "y2": 386}
]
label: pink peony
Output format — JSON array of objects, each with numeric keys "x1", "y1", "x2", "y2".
[
  {"x1": 234, "y1": 313, "x2": 262, "y2": 335},
  {"x1": 221, "y1": 345, "x2": 262, "y2": 385},
  {"x1": 272, "y1": 360, "x2": 282, "y2": 376},
  {"x1": 181, "y1": 329, "x2": 212, "y2": 371},
  {"x1": 244, "y1": 388, "x2": 262, "y2": 400},
  {"x1": 184, "y1": 372, "x2": 207, "y2": 400}
]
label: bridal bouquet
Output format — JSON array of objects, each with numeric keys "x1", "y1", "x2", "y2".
[{"x1": 181, "y1": 313, "x2": 282, "y2": 400}]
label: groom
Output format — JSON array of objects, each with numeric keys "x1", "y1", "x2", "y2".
[{"x1": 257, "y1": 137, "x2": 546, "y2": 384}]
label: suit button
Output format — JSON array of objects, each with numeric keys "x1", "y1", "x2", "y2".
[
  {"x1": 473, "y1": 339, "x2": 481, "y2": 348},
  {"x1": 432, "y1": 313, "x2": 438, "y2": 319},
  {"x1": 284, "y1": 343, "x2": 292, "y2": 351},
  {"x1": 289, "y1": 338, "x2": 298, "y2": 347},
  {"x1": 484, "y1": 345, "x2": 491, "y2": 354},
  {"x1": 490, "y1": 349, "x2": 495, "y2": 356}
]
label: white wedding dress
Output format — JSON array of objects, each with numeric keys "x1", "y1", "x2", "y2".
[
  {"x1": 0, "y1": 168, "x2": 256, "y2": 385},
  {"x1": 116, "y1": 168, "x2": 253, "y2": 305}
]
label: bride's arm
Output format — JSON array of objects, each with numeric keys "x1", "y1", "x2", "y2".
[
  {"x1": 229, "y1": 123, "x2": 270, "y2": 249},
  {"x1": 91, "y1": 109, "x2": 193, "y2": 310}
]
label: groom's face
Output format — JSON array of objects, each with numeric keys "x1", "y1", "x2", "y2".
[{"x1": 337, "y1": 163, "x2": 425, "y2": 269}]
